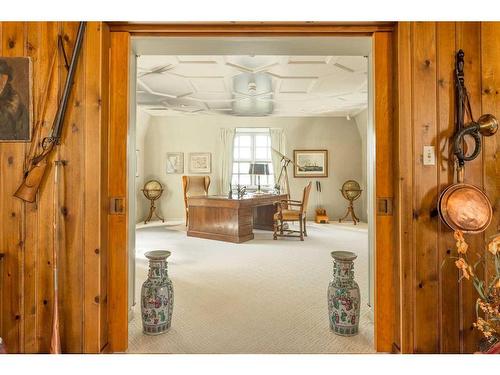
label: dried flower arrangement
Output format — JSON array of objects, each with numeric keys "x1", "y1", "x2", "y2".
[{"x1": 451, "y1": 230, "x2": 500, "y2": 353}]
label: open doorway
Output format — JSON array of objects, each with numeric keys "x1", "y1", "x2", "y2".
[{"x1": 126, "y1": 36, "x2": 375, "y2": 353}]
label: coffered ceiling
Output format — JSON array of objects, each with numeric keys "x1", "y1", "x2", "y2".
[{"x1": 136, "y1": 55, "x2": 367, "y2": 117}]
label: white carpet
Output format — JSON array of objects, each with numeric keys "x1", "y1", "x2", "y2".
[{"x1": 128, "y1": 221, "x2": 374, "y2": 354}]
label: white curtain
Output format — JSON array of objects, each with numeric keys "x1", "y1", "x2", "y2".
[
  {"x1": 269, "y1": 128, "x2": 287, "y2": 191},
  {"x1": 218, "y1": 128, "x2": 235, "y2": 195}
]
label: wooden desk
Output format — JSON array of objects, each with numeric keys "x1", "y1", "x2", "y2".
[{"x1": 187, "y1": 193, "x2": 287, "y2": 243}]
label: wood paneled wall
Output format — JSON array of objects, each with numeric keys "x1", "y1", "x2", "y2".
[
  {"x1": 396, "y1": 22, "x2": 500, "y2": 353},
  {"x1": 1, "y1": 21, "x2": 499, "y2": 354},
  {"x1": 0, "y1": 22, "x2": 108, "y2": 353}
]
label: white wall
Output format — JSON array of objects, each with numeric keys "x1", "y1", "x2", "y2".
[
  {"x1": 354, "y1": 109, "x2": 368, "y2": 222},
  {"x1": 140, "y1": 115, "x2": 365, "y2": 223},
  {"x1": 135, "y1": 109, "x2": 153, "y2": 223}
]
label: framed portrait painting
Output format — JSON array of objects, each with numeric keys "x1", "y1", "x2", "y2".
[
  {"x1": 0, "y1": 57, "x2": 32, "y2": 141},
  {"x1": 189, "y1": 152, "x2": 211, "y2": 174},
  {"x1": 166, "y1": 152, "x2": 184, "y2": 174},
  {"x1": 293, "y1": 149, "x2": 328, "y2": 178}
]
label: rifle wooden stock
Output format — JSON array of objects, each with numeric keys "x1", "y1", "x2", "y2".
[{"x1": 14, "y1": 159, "x2": 48, "y2": 203}]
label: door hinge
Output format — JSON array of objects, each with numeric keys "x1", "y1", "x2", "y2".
[
  {"x1": 110, "y1": 197, "x2": 126, "y2": 215},
  {"x1": 377, "y1": 197, "x2": 393, "y2": 216}
]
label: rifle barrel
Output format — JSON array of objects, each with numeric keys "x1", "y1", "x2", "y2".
[{"x1": 51, "y1": 22, "x2": 86, "y2": 140}]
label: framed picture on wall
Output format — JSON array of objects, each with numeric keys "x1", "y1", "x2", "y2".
[
  {"x1": 189, "y1": 152, "x2": 211, "y2": 174},
  {"x1": 293, "y1": 149, "x2": 328, "y2": 178},
  {"x1": 0, "y1": 57, "x2": 32, "y2": 141},
  {"x1": 166, "y1": 152, "x2": 184, "y2": 174}
]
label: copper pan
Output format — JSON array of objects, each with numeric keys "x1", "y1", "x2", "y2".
[{"x1": 438, "y1": 167, "x2": 492, "y2": 233}]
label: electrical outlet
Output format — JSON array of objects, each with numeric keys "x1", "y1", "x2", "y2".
[{"x1": 423, "y1": 145, "x2": 436, "y2": 165}]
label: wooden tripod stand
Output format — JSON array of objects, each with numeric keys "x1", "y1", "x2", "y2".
[
  {"x1": 338, "y1": 200, "x2": 360, "y2": 224},
  {"x1": 276, "y1": 157, "x2": 291, "y2": 196},
  {"x1": 144, "y1": 198, "x2": 164, "y2": 224},
  {"x1": 272, "y1": 148, "x2": 297, "y2": 197}
]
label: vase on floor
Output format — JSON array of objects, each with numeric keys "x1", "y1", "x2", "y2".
[
  {"x1": 327, "y1": 251, "x2": 360, "y2": 336},
  {"x1": 141, "y1": 250, "x2": 174, "y2": 335}
]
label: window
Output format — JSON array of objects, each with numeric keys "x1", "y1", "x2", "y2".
[{"x1": 232, "y1": 129, "x2": 274, "y2": 189}]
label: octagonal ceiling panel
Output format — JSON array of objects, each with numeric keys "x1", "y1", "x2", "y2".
[
  {"x1": 141, "y1": 73, "x2": 193, "y2": 98},
  {"x1": 137, "y1": 55, "x2": 367, "y2": 117}
]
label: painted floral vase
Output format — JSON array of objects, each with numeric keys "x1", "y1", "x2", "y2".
[
  {"x1": 327, "y1": 251, "x2": 360, "y2": 336},
  {"x1": 141, "y1": 250, "x2": 174, "y2": 335}
]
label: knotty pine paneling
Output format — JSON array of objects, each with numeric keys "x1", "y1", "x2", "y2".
[
  {"x1": 481, "y1": 23, "x2": 500, "y2": 299},
  {"x1": 34, "y1": 22, "x2": 59, "y2": 353},
  {"x1": 0, "y1": 22, "x2": 108, "y2": 353},
  {"x1": 456, "y1": 22, "x2": 484, "y2": 353},
  {"x1": 397, "y1": 22, "x2": 500, "y2": 353},
  {"x1": 58, "y1": 21, "x2": 84, "y2": 354},
  {"x1": 412, "y1": 22, "x2": 440, "y2": 353},
  {"x1": 0, "y1": 22, "x2": 26, "y2": 354},
  {"x1": 435, "y1": 22, "x2": 461, "y2": 354}
]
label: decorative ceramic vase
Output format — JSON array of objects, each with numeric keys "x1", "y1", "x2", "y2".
[
  {"x1": 327, "y1": 251, "x2": 360, "y2": 336},
  {"x1": 141, "y1": 250, "x2": 174, "y2": 335}
]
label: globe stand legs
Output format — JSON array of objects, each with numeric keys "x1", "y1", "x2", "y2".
[
  {"x1": 144, "y1": 201, "x2": 164, "y2": 224},
  {"x1": 338, "y1": 202, "x2": 359, "y2": 225}
]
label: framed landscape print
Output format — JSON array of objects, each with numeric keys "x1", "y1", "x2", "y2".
[
  {"x1": 189, "y1": 152, "x2": 211, "y2": 174},
  {"x1": 293, "y1": 149, "x2": 328, "y2": 178},
  {"x1": 166, "y1": 152, "x2": 184, "y2": 174},
  {"x1": 0, "y1": 57, "x2": 32, "y2": 141}
]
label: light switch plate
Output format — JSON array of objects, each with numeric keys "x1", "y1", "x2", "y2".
[{"x1": 423, "y1": 145, "x2": 436, "y2": 165}]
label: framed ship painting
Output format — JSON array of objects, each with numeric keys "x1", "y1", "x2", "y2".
[
  {"x1": 189, "y1": 152, "x2": 211, "y2": 174},
  {"x1": 293, "y1": 149, "x2": 328, "y2": 178},
  {"x1": 0, "y1": 57, "x2": 32, "y2": 141}
]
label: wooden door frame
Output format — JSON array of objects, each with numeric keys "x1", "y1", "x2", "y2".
[{"x1": 106, "y1": 22, "x2": 398, "y2": 353}]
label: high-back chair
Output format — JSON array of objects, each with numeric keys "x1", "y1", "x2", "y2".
[
  {"x1": 182, "y1": 175, "x2": 211, "y2": 226},
  {"x1": 273, "y1": 181, "x2": 312, "y2": 241}
]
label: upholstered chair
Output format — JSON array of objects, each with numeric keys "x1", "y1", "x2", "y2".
[
  {"x1": 273, "y1": 182, "x2": 312, "y2": 241},
  {"x1": 182, "y1": 176, "x2": 211, "y2": 226}
]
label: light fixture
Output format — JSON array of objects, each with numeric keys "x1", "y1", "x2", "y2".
[
  {"x1": 248, "y1": 81, "x2": 257, "y2": 94},
  {"x1": 232, "y1": 72, "x2": 273, "y2": 116}
]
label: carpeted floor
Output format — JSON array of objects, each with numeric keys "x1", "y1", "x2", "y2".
[{"x1": 128, "y1": 221, "x2": 374, "y2": 354}]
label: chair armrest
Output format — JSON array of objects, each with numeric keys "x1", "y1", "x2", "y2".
[
  {"x1": 285, "y1": 202, "x2": 303, "y2": 207},
  {"x1": 274, "y1": 200, "x2": 302, "y2": 209},
  {"x1": 275, "y1": 199, "x2": 301, "y2": 204}
]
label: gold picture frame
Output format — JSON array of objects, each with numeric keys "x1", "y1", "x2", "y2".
[{"x1": 293, "y1": 149, "x2": 328, "y2": 178}]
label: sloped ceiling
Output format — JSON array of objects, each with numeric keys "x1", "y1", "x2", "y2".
[{"x1": 137, "y1": 55, "x2": 367, "y2": 117}]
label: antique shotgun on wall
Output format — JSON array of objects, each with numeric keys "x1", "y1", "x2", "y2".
[{"x1": 14, "y1": 22, "x2": 86, "y2": 203}]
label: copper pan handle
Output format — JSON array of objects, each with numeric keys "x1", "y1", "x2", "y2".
[{"x1": 456, "y1": 165, "x2": 465, "y2": 184}]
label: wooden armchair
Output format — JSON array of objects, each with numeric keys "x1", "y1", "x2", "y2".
[
  {"x1": 273, "y1": 182, "x2": 312, "y2": 241},
  {"x1": 182, "y1": 175, "x2": 211, "y2": 226}
]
